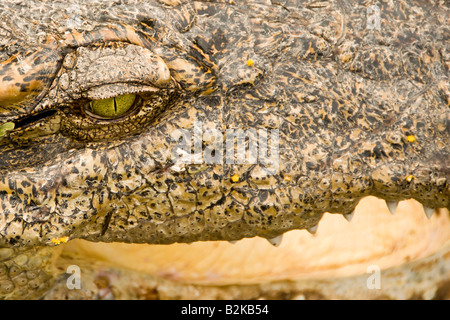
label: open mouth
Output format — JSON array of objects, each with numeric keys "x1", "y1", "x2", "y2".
[{"x1": 55, "y1": 196, "x2": 450, "y2": 300}]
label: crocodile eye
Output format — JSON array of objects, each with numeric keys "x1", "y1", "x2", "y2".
[{"x1": 86, "y1": 94, "x2": 136, "y2": 118}]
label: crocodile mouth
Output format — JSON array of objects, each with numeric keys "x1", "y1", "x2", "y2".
[{"x1": 57, "y1": 196, "x2": 450, "y2": 299}]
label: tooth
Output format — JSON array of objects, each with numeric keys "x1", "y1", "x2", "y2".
[
  {"x1": 306, "y1": 225, "x2": 318, "y2": 235},
  {"x1": 343, "y1": 210, "x2": 355, "y2": 222},
  {"x1": 386, "y1": 201, "x2": 398, "y2": 215},
  {"x1": 423, "y1": 206, "x2": 435, "y2": 219},
  {"x1": 228, "y1": 240, "x2": 238, "y2": 244},
  {"x1": 267, "y1": 235, "x2": 283, "y2": 247}
]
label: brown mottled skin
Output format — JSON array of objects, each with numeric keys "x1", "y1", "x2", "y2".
[{"x1": 0, "y1": 0, "x2": 449, "y2": 299}]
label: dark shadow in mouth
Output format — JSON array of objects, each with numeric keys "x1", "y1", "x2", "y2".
[{"x1": 14, "y1": 109, "x2": 58, "y2": 129}]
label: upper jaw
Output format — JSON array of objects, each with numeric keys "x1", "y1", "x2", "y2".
[
  {"x1": 1, "y1": 76, "x2": 449, "y2": 246},
  {"x1": 0, "y1": 112, "x2": 448, "y2": 247}
]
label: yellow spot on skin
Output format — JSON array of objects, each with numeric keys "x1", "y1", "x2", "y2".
[
  {"x1": 407, "y1": 135, "x2": 415, "y2": 143},
  {"x1": 231, "y1": 174, "x2": 240, "y2": 183},
  {"x1": 406, "y1": 175, "x2": 414, "y2": 182},
  {"x1": 247, "y1": 59, "x2": 254, "y2": 67},
  {"x1": 284, "y1": 176, "x2": 291, "y2": 182},
  {"x1": 51, "y1": 236, "x2": 69, "y2": 245}
]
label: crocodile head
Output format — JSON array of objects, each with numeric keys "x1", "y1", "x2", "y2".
[{"x1": 0, "y1": 0, "x2": 449, "y2": 299}]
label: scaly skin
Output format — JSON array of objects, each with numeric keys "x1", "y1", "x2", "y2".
[{"x1": 0, "y1": 0, "x2": 449, "y2": 299}]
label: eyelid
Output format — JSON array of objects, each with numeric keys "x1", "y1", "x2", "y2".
[
  {"x1": 83, "y1": 83, "x2": 159, "y2": 101},
  {"x1": 80, "y1": 45, "x2": 171, "y2": 89},
  {"x1": 56, "y1": 43, "x2": 172, "y2": 102}
]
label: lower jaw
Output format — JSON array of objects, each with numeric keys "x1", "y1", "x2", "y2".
[{"x1": 52, "y1": 196, "x2": 450, "y2": 300}]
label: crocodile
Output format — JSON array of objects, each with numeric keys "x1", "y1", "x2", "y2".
[{"x1": 0, "y1": 0, "x2": 449, "y2": 300}]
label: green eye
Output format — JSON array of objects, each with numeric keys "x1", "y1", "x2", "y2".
[{"x1": 88, "y1": 94, "x2": 136, "y2": 118}]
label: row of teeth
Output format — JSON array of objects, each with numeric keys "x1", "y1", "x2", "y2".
[{"x1": 229, "y1": 201, "x2": 439, "y2": 247}]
